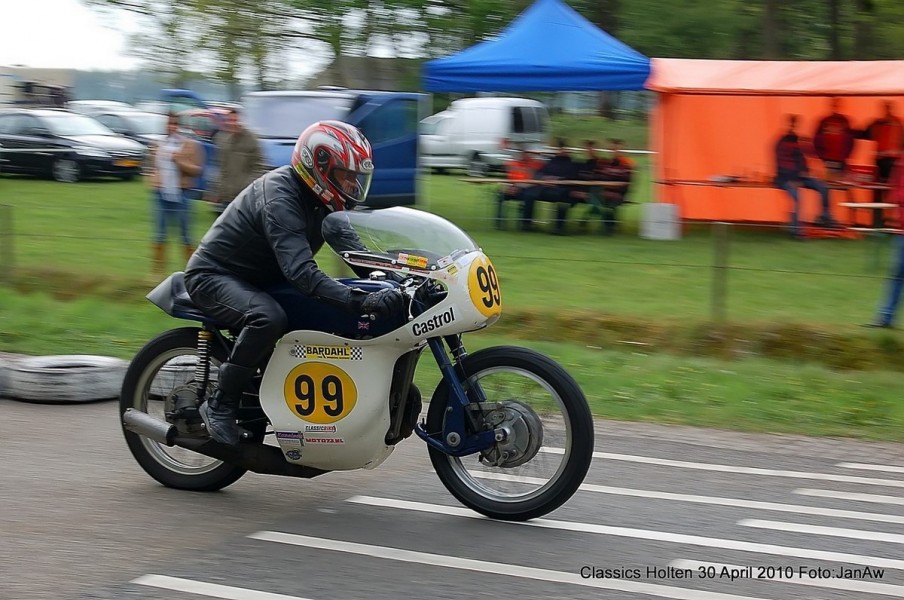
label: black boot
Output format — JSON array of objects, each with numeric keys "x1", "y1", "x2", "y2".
[{"x1": 199, "y1": 362, "x2": 255, "y2": 446}]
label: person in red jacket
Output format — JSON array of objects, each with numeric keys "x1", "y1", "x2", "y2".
[
  {"x1": 863, "y1": 101, "x2": 904, "y2": 205},
  {"x1": 813, "y1": 97, "x2": 857, "y2": 179}
]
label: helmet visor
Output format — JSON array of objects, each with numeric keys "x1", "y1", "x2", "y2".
[{"x1": 330, "y1": 167, "x2": 372, "y2": 208}]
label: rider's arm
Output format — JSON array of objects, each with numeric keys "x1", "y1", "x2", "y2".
[{"x1": 263, "y1": 198, "x2": 367, "y2": 311}]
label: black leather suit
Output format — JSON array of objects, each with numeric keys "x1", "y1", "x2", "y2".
[{"x1": 184, "y1": 166, "x2": 369, "y2": 376}]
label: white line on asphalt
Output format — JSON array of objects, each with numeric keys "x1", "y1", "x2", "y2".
[
  {"x1": 249, "y1": 531, "x2": 768, "y2": 600},
  {"x1": 837, "y1": 463, "x2": 904, "y2": 474},
  {"x1": 794, "y1": 489, "x2": 904, "y2": 506},
  {"x1": 345, "y1": 495, "x2": 904, "y2": 570},
  {"x1": 469, "y1": 471, "x2": 904, "y2": 524},
  {"x1": 738, "y1": 519, "x2": 904, "y2": 544},
  {"x1": 668, "y1": 560, "x2": 899, "y2": 597},
  {"x1": 132, "y1": 574, "x2": 310, "y2": 600},
  {"x1": 540, "y1": 447, "x2": 904, "y2": 488}
]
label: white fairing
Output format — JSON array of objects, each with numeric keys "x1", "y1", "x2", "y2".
[{"x1": 259, "y1": 207, "x2": 503, "y2": 471}]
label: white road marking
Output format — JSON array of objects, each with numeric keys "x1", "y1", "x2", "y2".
[
  {"x1": 469, "y1": 471, "x2": 904, "y2": 524},
  {"x1": 345, "y1": 495, "x2": 904, "y2": 570},
  {"x1": 794, "y1": 488, "x2": 904, "y2": 506},
  {"x1": 249, "y1": 531, "x2": 768, "y2": 600},
  {"x1": 540, "y1": 447, "x2": 904, "y2": 488},
  {"x1": 837, "y1": 463, "x2": 904, "y2": 474},
  {"x1": 739, "y1": 519, "x2": 904, "y2": 544},
  {"x1": 132, "y1": 574, "x2": 310, "y2": 600},
  {"x1": 669, "y1": 560, "x2": 899, "y2": 597}
]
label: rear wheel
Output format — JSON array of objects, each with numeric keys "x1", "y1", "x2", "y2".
[
  {"x1": 426, "y1": 346, "x2": 594, "y2": 521},
  {"x1": 120, "y1": 327, "x2": 247, "y2": 491}
]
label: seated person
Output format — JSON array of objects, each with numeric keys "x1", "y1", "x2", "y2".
[
  {"x1": 522, "y1": 138, "x2": 579, "y2": 235},
  {"x1": 496, "y1": 145, "x2": 541, "y2": 230},
  {"x1": 593, "y1": 138, "x2": 634, "y2": 236},
  {"x1": 774, "y1": 114, "x2": 839, "y2": 238}
]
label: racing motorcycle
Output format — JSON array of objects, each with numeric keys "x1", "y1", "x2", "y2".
[{"x1": 121, "y1": 207, "x2": 594, "y2": 521}]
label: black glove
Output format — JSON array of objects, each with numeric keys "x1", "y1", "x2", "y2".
[{"x1": 359, "y1": 288, "x2": 407, "y2": 319}]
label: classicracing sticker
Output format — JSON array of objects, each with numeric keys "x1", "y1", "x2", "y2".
[
  {"x1": 283, "y1": 362, "x2": 358, "y2": 424},
  {"x1": 305, "y1": 424, "x2": 337, "y2": 433},
  {"x1": 291, "y1": 344, "x2": 363, "y2": 360}
]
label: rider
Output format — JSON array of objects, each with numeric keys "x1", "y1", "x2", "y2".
[{"x1": 184, "y1": 120, "x2": 406, "y2": 446}]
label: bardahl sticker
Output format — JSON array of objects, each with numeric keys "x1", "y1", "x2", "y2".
[{"x1": 290, "y1": 344, "x2": 363, "y2": 360}]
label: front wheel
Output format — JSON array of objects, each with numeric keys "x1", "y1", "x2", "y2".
[
  {"x1": 120, "y1": 327, "x2": 247, "y2": 491},
  {"x1": 426, "y1": 346, "x2": 594, "y2": 521}
]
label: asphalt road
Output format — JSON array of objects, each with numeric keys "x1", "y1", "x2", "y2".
[{"x1": 3, "y1": 397, "x2": 904, "y2": 600}]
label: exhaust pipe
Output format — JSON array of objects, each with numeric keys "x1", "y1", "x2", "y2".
[
  {"x1": 121, "y1": 408, "x2": 329, "y2": 480},
  {"x1": 122, "y1": 408, "x2": 176, "y2": 446}
]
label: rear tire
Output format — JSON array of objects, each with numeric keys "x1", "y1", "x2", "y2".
[
  {"x1": 120, "y1": 327, "x2": 247, "y2": 491},
  {"x1": 426, "y1": 346, "x2": 594, "y2": 521}
]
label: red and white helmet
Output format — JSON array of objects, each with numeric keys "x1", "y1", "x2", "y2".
[{"x1": 291, "y1": 120, "x2": 374, "y2": 211}]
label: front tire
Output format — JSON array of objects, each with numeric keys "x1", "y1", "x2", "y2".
[
  {"x1": 120, "y1": 327, "x2": 247, "y2": 491},
  {"x1": 426, "y1": 346, "x2": 594, "y2": 521},
  {"x1": 52, "y1": 158, "x2": 80, "y2": 183}
]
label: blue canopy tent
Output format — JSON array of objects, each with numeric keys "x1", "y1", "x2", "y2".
[{"x1": 422, "y1": 0, "x2": 651, "y2": 92}]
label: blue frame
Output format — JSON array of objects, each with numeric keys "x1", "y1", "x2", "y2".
[{"x1": 413, "y1": 337, "x2": 497, "y2": 457}]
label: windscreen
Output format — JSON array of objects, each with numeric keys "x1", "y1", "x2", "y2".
[
  {"x1": 243, "y1": 95, "x2": 355, "y2": 139},
  {"x1": 44, "y1": 114, "x2": 115, "y2": 136},
  {"x1": 323, "y1": 207, "x2": 479, "y2": 268}
]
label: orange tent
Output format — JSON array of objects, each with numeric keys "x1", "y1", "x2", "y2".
[{"x1": 647, "y1": 58, "x2": 904, "y2": 225}]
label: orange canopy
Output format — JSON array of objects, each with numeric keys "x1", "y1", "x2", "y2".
[
  {"x1": 649, "y1": 58, "x2": 904, "y2": 225},
  {"x1": 647, "y1": 59, "x2": 904, "y2": 96}
]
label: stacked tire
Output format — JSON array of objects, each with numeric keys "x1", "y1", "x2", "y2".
[{"x1": 3, "y1": 355, "x2": 129, "y2": 404}]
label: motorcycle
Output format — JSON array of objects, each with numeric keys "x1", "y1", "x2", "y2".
[{"x1": 121, "y1": 206, "x2": 594, "y2": 521}]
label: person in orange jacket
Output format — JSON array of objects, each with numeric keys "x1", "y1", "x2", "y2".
[
  {"x1": 496, "y1": 144, "x2": 542, "y2": 230},
  {"x1": 863, "y1": 100, "x2": 904, "y2": 205}
]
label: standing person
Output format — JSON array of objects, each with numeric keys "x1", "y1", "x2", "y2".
[
  {"x1": 210, "y1": 107, "x2": 266, "y2": 212},
  {"x1": 147, "y1": 113, "x2": 205, "y2": 275},
  {"x1": 774, "y1": 114, "x2": 837, "y2": 238},
  {"x1": 813, "y1": 97, "x2": 857, "y2": 203},
  {"x1": 184, "y1": 121, "x2": 406, "y2": 445},
  {"x1": 865, "y1": 156, "x2": 904, "y2": 328},
  {"x1": 863, "y1": 101, "x2": 904, "y2": 205}
]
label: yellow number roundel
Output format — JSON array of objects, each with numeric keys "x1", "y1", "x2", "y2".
[
  {"x1": 283, "y1": 362, "x2": 357, "y2": 424},
  {"x1": 467, "y1": 255, "x2": 502, "y2": 318}
]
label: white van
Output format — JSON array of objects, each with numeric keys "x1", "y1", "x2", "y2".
[{"x1": 419, "y1": 97, "x2": 549, "y2": 176}]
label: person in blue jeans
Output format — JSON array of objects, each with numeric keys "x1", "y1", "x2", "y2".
[
  {"x1": 147, "y1": 114, "x2": 204, "y2": 274},
  {"x1": 773, "y1": 114, "x2": 838, "y2": 239},
  {"x1": 865, "y1": 157, "x2": 904, "y2": 328}
]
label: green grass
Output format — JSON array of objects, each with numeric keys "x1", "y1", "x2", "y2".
[{"x1": 2, "y1": 169, "x2": 904, "y2": 441}]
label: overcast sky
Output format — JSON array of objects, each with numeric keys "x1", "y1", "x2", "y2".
[{"x1": 1, "y1": 0, "x2": 141, "y2": 70}]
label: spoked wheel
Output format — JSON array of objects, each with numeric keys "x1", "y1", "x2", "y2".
[
  {"x1": 426, "y1": 346, "x2": 594, "y2": 521},
  {"x1": 120, "y1": 327, "x2": 247, "y2": 491}
]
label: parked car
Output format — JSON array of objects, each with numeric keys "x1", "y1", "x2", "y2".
[
  {"x1": 65, "y1": 100, "x2": 135, "y2": 115},
  {"x1": 0, "y1": 108, "x2": 146, "y2": 182},
  {"x1": 91, "y1": 110, "x2": 167, "y2": 148},
  {"x1": 242, "y1": 89, "x2": 426, "y2": 207},
  {"x1": 419, "y1": 97, "x2": 550, "y2": 176}
]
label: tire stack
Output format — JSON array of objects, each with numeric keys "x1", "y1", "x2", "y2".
[{"x1": 1, "y1": 354, "x2": 129, "y2": 404}]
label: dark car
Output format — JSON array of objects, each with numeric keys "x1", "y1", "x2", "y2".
[
  {"x1": 0, "y1": 108, "x2": 147, "y2": 182},
  {"x1": 91, "y1": 110, "x2": 167, "y2": 148}
]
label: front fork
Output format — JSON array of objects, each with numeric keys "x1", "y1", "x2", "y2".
[{"x1": 414, "y1": 334, "x2": 498, "y2": 457}]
